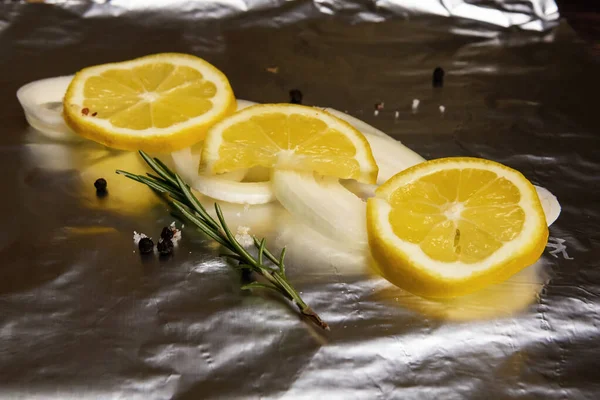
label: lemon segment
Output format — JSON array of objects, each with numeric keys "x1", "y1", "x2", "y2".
[
  {"x1": 201, "y1": 104, "x2": 378, "y2": 183},
  {"x1": 368, "y1": 157, "x2": 548, "y2": 298},
  {"x1": 63, "y1": 53, "x2": 236, "y2": 152}
]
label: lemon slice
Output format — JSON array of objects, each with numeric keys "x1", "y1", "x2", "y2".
[
  {"x1": 63, "y1": 53, "x2": 236, "y2": 152},
  {"x1": 201, "y1": 104, "x2": 378, "y2": 183},
  {"x1": 368, "y1": 157, "x2": 548, "y2": 298}
]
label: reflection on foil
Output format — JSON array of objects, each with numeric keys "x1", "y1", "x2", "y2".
[
  {"x1": 6, "y1": 1, "x2": 600, "y2": 398},
  {"x1": 24, "y1": 131, "x2": 161, "y2": 215},
  {"x1": 60, "y1": 226, "x2": 119, "y2": 236},
  {"x1": 31, "y1": 0, "x2": 558, "y2": 32},
  {"x1": 371, "y1": 259, "x2": 548, "y2": 322},
  {"x1": 316, "y1": 0, "x2": 559, "y2": 31},
  {"x1": 269, "y1": 211, "x2": 547, "y2": 321}
]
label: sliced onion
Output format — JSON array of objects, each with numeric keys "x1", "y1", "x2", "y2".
[
  {"x1": 170, "y1": 147, "x2": 203, "y2": 183},
  {"x1": 236, "y1": 99, "x2": 258, "y2": 110},
  {"x1": 274, "y1": 212, "x2": 371, "y2": 275},
  {"x1": 322, "y1": 107, "x2": 426, "y2": 183},
  {"x1": 534, "y1": 185, "x2": 561, "y2": 226},
  {"x1": 172, "y1": 147, "x2": 246, "y2": 182},
  {"x1": 243, "y1": 166, "x2": 271, "y2": 182},
  {"x1": 272, "y1": 169, "x2": 367, "y2": 246},
  {"x1": 206, "y1": 201, "x2": 286, "y2": 241},
  {"x1": 365, "y1": 134, "x2": 426, "y2": 184},
  {"x1": 190, "y1": 176, "x2": 274, "y2": 205},
  {"x1": 16, "y1": 76, "x2": 80, "y2": 141},
  {"x1": 171, "y1": 146, "x2": 247, "y2": 182},
  {"x1": 170, "y1": 147, "x2": 274, "y2": 205},
  {"x1": 340, "y1": 179, "x2": 377, "y2": 200},
  {"x1": 323, "y1": 108, "x2": 389, "y2": 139}
]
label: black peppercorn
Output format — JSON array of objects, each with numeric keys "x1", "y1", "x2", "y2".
[
  {"x1": 289, "y1": 89, "x2": 303, "y2": 104},
  {"x1": 138, "y1": 237, "x2": 154, "y2": 254},
  {"x1": 161, "y1": 226, "x2": 174, "y2": 240},
  {"x1": 157, "y1": 238, "x2": 174, "y2": 255},
  {"x1": 94, "y1": 178, "x2": 107, "y2": 194}
]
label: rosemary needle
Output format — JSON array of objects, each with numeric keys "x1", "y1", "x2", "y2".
[{"x1": 116, "y1": 151, "x2": 329, "y2": 331}]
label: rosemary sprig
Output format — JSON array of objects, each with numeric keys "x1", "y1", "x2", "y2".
[{"x1": 116, "y1": 151, "x2": 329, "y2": 331}]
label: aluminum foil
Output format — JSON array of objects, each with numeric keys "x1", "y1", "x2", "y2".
[{"x1": 1, "y1": 1, "x2": 599, "y2": 399}]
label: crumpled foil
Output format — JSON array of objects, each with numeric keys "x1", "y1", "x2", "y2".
[
  {"x1": 2, "y1": 1, "x2": 600, "y2": 399},
  {"x1": 10, "y1": 0, "x2": 559, "y2": 31}
]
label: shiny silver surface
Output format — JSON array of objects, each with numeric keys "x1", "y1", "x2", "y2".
[{"x1": 1, "y1": 1, "x2": 599, "y2": 399}]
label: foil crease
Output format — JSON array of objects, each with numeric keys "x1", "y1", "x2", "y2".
[
  {"x1": 315, "y1": 0, "x2": 559, "y2": 31},
  {"x1": 17, "y1": 0, "x2": 558, "y2": 31},
  {"x1": 1, "y1": 1, "x2": 600, "y2": 400}
]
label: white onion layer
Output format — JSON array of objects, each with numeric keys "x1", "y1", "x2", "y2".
[
  {"x1": 170, "y1": 147, "x2": 202, "y2": 184},
  {"x1": 272, "y1": 169, "x2": 367, "y2": 245},
  {"x1": 236, "y1": 99, "x2": 258, "y2": 110},
  {"x1": 534, "y1": 185, "x2": 561, "y2": 226},
  {"x1": 16, "y1": 75, "x2": 80, "y2": 141},
  {"x1": 323, "y1": 108, "x2": 389, "y2": 139},
  {"x1": 364, "y1": 134, "x2": 426, "y2": 184},
  {"x1": 171, "y1": 147, "x2": 247, "y2": 183},
  {"x1": 191, "y1": 175, "x2": 275, "y2": 205},
  {"x1": 171, "y1": 147, "x2": 274, "y2": 205},
  {"x1": 323, "y1": 107, "x2": 426, "y2": 183},
  {"x1": 340, "y1": 180, "x2": 377, "y2": 200}
]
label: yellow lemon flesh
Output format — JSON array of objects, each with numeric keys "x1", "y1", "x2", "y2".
[
  {"x1": 201, "y1": 104, "x2": 378, "y2": 183},
  {"x1": 368, "y1": 157, "x2": 548, "y2": 298},
  {"x1": 63, "y1": 53, "x2": 236, "y2": 153}
]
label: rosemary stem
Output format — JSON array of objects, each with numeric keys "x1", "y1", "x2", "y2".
[
  {"x1": 270, "y1": 271, "x2": 329, "y2": 330},
  {"x1": 116, "y1": 151, "x2": 329, "y2": 331}
]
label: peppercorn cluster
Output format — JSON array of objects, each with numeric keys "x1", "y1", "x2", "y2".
[{"x1": 137, "y1": 225, "x2": 178, "y2": 256}]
